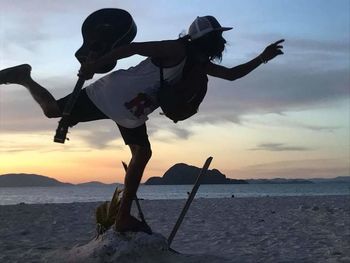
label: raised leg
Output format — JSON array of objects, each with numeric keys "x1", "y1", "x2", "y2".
[{"x1": 0, "y1": 64, "x2": 61, "y2": 118}]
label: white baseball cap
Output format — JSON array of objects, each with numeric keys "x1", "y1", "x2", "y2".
[{"x1": 188, "y1": 16, "x2": 233, "y2": 40}]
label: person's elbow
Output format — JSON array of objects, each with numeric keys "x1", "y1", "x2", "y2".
[
  {"x1": 224, "y1": 71, "x2": 242, "y2": 81},
  {"x1": 226, "y1": 68, "x2": 246, "y2": 81}
]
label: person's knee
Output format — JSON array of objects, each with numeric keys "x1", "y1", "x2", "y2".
[
  {"x1": 137, "y1": 145, "x2": 152, "y2": 161},
  {"x1": 130, "y1": 144, "x2": 152, "y2": 162},
  {"x1": 44, "y1": 111, "x2": 61, "y2": 118},
  {"x1": 43, "y1": 105, "x2": 61, "y2": 118}
]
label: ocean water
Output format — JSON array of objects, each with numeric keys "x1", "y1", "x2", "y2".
[{"x1": 0, "y1": 183, "x2": 349, "y2": 205}]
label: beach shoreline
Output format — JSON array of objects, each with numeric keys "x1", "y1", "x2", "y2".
[{"x1": 0, "y1": 195, "x2": 349, "y2": 262}]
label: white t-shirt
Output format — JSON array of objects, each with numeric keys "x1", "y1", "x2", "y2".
[{"x1": 86, "y1": 57, "x2": 186, "y2": 128}]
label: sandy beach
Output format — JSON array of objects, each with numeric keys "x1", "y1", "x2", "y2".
[{"x1": 0, "y1": 195, "x2": 349, "y2": 262}]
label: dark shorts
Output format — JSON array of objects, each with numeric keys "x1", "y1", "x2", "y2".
[{"x1": 57, "y1": 89, "x2": 150, "y2": 147}]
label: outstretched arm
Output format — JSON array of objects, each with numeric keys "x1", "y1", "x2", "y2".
[
  {"x1": 79, "y1": 40, "x2": 185, "y2": 79},
  {"x1": 206, "y1": 39, "x2": 284, "y2": 81}
]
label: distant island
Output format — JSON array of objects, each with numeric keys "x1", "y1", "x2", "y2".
[
  {"x1": 0, "y1": 174, "x2": 119, "y2": 187},
  {"x1": 247, "y1": 176, "x2": 350, "y2": 184},
  {"x1": 1, "y1": 170, "x2": 349, "y2": 187},
  {"x1": 145, "y1": 163, "x2": 247, "y2": 185},
  {"x1": 246, "y1": 178, "x2": 313, "y2": 184},
  {"x1": 144, "y1": 164, "x2": 349, "y2": 185}
]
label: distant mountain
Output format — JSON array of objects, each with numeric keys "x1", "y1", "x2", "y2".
[
  {"x1": 310, "y1": 176, "x2": 350, "y2": 183},
  {"x1": 245, "y1": 176, "x2": 350, "y2": 184},
  {"x1": 0, "y1": 174, "x2": 122, "y2": 187},
  {"x1": 247, "y1": 178, "x2": 314, "y2": 184},
  {"x1": 145, "y1": 163, "x2": 248, "y2": 185},
  {"x1": 0, "y1": 173, "x2": 72, "y2": 187},
  {"x1": 77, "y1": 181, "x2": 119, "y2": 187},
  {"x1": 2, "y1": 172, "x2": 347, "y2": 187},
  {"x1": 144, "y1": 163, "x2": 350, "y2": 185}
]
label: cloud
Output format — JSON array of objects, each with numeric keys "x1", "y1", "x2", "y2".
[
  {"x1": 0, "y1": 1, "x2": 147, "y2": 66},
  {"x1": 297, "y1": 124, "x2": 339, "y2": 133},
  {"x1": 75, "y1": 121, "x2": 124, "y2": 149},
  {"x1": 192, "y1": 61, "x2": 349, "y2": 125},
  {"x1": 242, "y1": 34, "x2": 349, "y2": 53},
  {"x1": 250, "y1": 143, "x2": 311, "y2": 152},
  {"x1": 228, "y1": 158, "x2": 349, "y2": 179},
  {"x1": 245, "y1": 117, "x2": 341, "y2": 133},
  {"x1": 1, "y1": 26, "x2": 50, "y2": 53},
  {"x1": 166, "y1": 125, "x2": 193, "y2": 140},
  {"x1": 0, "y1": 134, "x2": 93, "y2": 153}
]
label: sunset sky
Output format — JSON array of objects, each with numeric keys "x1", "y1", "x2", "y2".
[{"x1": 0, "y1": 0, "x2": 349, "y2": 184}]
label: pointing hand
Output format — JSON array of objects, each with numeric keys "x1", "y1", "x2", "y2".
[{"x1": 260, "y1": 39, "x2": 284, "y2": 63}]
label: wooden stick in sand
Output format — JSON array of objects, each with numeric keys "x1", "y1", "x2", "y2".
[{"x1": 167, "y1": 156, "x2": 213, "y2": 246}]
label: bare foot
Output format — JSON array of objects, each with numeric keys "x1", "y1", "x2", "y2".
[
  {"x1": 115, "y1": 214, "x2": 152, "y2": 235},
  {"x1": 0, "y1": 64, "x2": 31, "y2": 85}
]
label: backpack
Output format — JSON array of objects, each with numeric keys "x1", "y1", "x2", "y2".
[{"x1": 158, "y1": 59, "x2": 208, "y2": 123}]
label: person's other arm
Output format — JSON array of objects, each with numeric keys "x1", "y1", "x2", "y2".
[{"x1": 206, "y1": 39, "x2": 284, "y2": 81}]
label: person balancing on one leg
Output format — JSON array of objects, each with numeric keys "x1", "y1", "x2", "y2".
[{"x1": 0, "y1": 15, "x2": 284, "y2": 233}]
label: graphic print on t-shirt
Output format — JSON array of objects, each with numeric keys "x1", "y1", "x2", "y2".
[{"x1": 124, "y1": 93, "x2": 155, "y2": 118}]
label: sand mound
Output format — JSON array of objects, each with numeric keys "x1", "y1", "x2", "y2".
[{"x1": 47, "y1": 229, "x2": 227, "y2": 263}]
